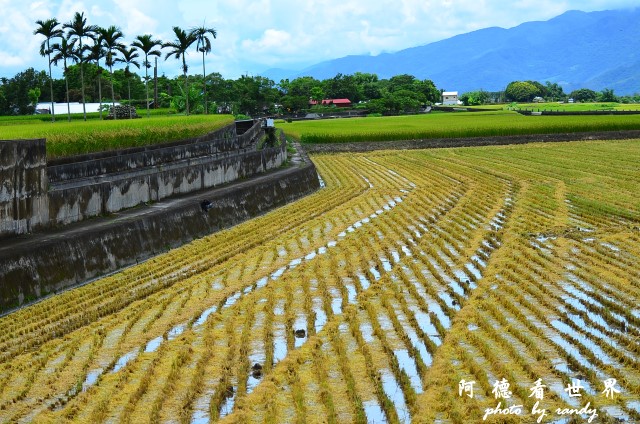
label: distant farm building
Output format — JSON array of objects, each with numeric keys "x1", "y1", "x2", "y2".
[
  {"x1": 309, "y1": 98, "x2": 352, "y2": 108},
  {"x1": 442, "y1": 91, "x2": 459, "y2": 105},
  {"x1": 36, "y1": 102, "x2": 120, "y2": 115}
]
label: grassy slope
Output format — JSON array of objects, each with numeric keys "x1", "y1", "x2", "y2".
[
  {"x1": 280, "y1": 110, "x2": 640, "y2": 143},
  {"x1": 0, "y1": 114, "x2": 234, "y2": 158}
]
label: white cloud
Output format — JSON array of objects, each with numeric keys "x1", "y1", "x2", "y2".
[{"x1": 1, "y1": 0, "x2": 638, "y2": 80}]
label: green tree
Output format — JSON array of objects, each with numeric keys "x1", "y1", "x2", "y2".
[
  {"x1": 384, "y1": 89, "x2": 422, "y2": 113},
  {"x1": 28, "y1": 87, "x2": 41, "y2": 106},
  {"x1": 34, "y1": 18, "x2": 62, "y2": 121},
  {"x1": 287, "y1": 76, "x2": 321, "y2": 98},
  {"x1": 387, "y1": 74, "x2": 416, "y2": 92},
  {"x1": 0, "y1": 68, "x2": 47, "y2": 115},
  {"x1": 413, "y1": 79, "x2": 441, "y2": 104},
  {"x1": 64, "y1": 12, "x2": 97, "y2": 120},
  {"x1": 544, "y1": 82, "x2": 565, "y2": 101},
  {"x1": 50, "y1": 35, "x2": 78, "y2": 121},
  {"x1": 526, "y1": 80, "x2": 549, "y2": 98},
  {"x1": 569, "y1": 88, "x2": 598, "y2": 102},
  {"x1": 323, "y1": 73, "x2": 358, "y2": 101},
  {"x1": 598, "y1": 88, "x2": 618, "y2": 102},
  {"x1": 460, "y1": 90, "x2": 490, "y2": 106},
  {"x1": 505, "y1": 81, "x2": 541, "y2": 102},
  {"x1": 99, "y1": 25, "x2": 125, "y2": 117},
  {"x1": 164, "y1": 27, "x2": 197, "y2": 115},
  {"x1": 310, "y1": 86, "x2": 325, "y2": 106},
  {"x1": 116, "y1": 47, "x2": 141, "y2": 118},
  {"x1": 190, "y1": 25, "x2": 217, "y2": 114},
  {"x1": 132, "y1": 34, "x2": 163, "y2": 117}
]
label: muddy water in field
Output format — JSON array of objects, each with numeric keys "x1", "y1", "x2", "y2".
[
  {"x1": 363, "y1": 399, "x2": 387, "y2": 424},
  {"x1": 394, "y1": 349, "x2": 423, "y2": 393},
  {"x1": 218, "y1": 379, "x2": 237, "y2": 419},
  {"x1": 381, "y1": 371, "x2": 411, "y2": 423},
  {"x1": 273, "y1": 300, "x2": 288, "y2": 363},
  {"x1": 42, "y1": 183, "x2": 415, "y2": 417},
  {"x1": 112, "y1": 349, "x2": 138, "y2": 372}
]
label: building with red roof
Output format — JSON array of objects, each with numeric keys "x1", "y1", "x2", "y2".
[{"x1": 309, "y1": 98, "x2": 352, "y2": 108}]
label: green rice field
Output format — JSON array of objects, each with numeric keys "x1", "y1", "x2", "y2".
[
  {"x1": 279, "y1": 111, "x2": 640, "y2": 144},
  {"x1": 0, "y1": 114, "x2": 234, "y2": 158}
]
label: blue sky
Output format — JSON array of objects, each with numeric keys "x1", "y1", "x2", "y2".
[{"x1": 1, "y1": 0, "x2": 638, "y2": 80}]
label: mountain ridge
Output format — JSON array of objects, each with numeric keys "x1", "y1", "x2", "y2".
[{"x1": 262, "y1": 8, "x2": 640, "y2": 95}]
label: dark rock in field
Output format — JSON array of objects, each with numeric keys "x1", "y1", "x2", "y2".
[
  {"x1": 294, "y1": 329, "x2": 306, "y2": 338},
  {"x1": 105, "y1": 104, "x2": 140, "y2": 119}
]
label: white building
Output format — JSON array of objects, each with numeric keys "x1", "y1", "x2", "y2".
[
  {"x1": 35, "y1": 102, "x2": 120, "y2": 116},
  {"x1": 442, "y1": 91, "x2": 459, "y2": 105}
]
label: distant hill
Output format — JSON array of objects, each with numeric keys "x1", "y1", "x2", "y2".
[{"x1": 263, "y1": 8, "x2": 640, "y2": 95}]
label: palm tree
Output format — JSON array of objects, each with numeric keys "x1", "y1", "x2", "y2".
[
  {"x1": 163, "y1": 26, "x2": 196, "y2": 115},
  {"x1": 98, "y1": 25, "x2": 125, "y2": 119},
  {"x1": 132, "y1": 34, "x2": 162, "y2": 117},
  {"x1": 116, "y1": 47, "x2": 141, "y2": 119},
  {"x1": 85, "y1": 31, "x2": 106, "y2": 119},
  {"x1": 190, "y1": 24, "x2": 216, "y2": 114},
  {"x1": 50, "y1": 35, "x2": 78, "y2": 122},
  {"x1": 34, "y1": 18, "x2": 62, "y2": 122},
  {"x1": 64, "y1": 12, "x2": 97, "y2": 121}
]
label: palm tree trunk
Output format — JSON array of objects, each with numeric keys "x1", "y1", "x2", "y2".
[
  {"x1": 128, "y1": 78, "x2": 132, "y2": 119},
  {"x1": 47, "y1": 52, "x2": 55, "y2": 122},
  {"x1": 80, "y1": 61, "x2": 87, "y2": 121},
  {"x1": 202, "y1": 51, "x2": 207, "y2": 114},
  {"x1": 98, "y1": 65, "x2": 103, "y2": 120},
  {"x1": 145, "y1": 55, "x2": 150, "y2": 118},
  {"x1": 183, "y1": 55, "x2": 189, "y2": 115},
  {"x1": 110, "y1": 66, "x2": 117, "y2": 120},
  {"x1": 65, "y1": 72, "x2": 71, "y2": 122}
]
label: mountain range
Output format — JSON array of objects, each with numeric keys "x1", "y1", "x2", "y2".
[{"x1": 262, "y1": 8, "x2": 640, "y2": 95}]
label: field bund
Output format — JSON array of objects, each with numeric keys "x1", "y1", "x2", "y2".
[{"x1": 0, "y1": 121, "x2": 321, "y2": 311}]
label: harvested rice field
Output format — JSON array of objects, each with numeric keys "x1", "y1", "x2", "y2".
[{"x1": 1, "y1": 138, "x2": 639, "y2": 423}]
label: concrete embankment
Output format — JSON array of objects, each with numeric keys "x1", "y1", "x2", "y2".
[
  {"x1": 0, "y1": 161, "x2": 319, "y2": 312},
  {"x1": 0, "y1": 122, "x2": 320, "y2": 312}
]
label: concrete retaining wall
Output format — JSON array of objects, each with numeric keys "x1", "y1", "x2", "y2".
[
  {"x1": 0, "y1": 120, "x2": 272, "y2": 237},
  {"x1": 0, "y1": 139, "x2": 49, "y2": 237},
  {"x1": 47, "y1": 143, "x2": 286, "y2": 226},
  {"x1": 0, "y1": 162, "x2": 320, "y2": 312}
]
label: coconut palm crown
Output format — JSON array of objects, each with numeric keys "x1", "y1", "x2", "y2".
[
  {"x1": 50, "y1": 35, "x2": 78, "y2": 122},
  {"x1": 116, "y1": 47, "x2": 141, "y2": 119},
  {"x1": 163, "y1": 26, "x2": 197, "y2": 115},
  {"x1": 63, "y1": 12, "x2": 97, "y2": 121},
  {"x1": 98, "y1": 25, "x2": 125, "y2": 119},
  {"x1": 34, "y1": 18, "x2": 63, "y2": 122},
  {"x1": 190, "y1": 24, "x2": 217, "y2": 114},
  {"x1": 132, "y1": 34, "x2": 163, "y2": 117}
]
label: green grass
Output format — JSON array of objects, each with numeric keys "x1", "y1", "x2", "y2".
[
  {"x1": 0, "y1": 114, "x2": 234, "y2": 158},
  {"x1": 279, "y1": 110, "x2": 640, "y2": 143}
]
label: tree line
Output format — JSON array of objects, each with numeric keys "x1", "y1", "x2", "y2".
[
  {"x1": 21, "y1": 12, "x2": 217, "y2": 121},
  {"x1": 501, "y1": 81, "x2": 636, "y2": 104},
  {"x1": 0, "y1": 11, "x2": 442, "y2": 119}
]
